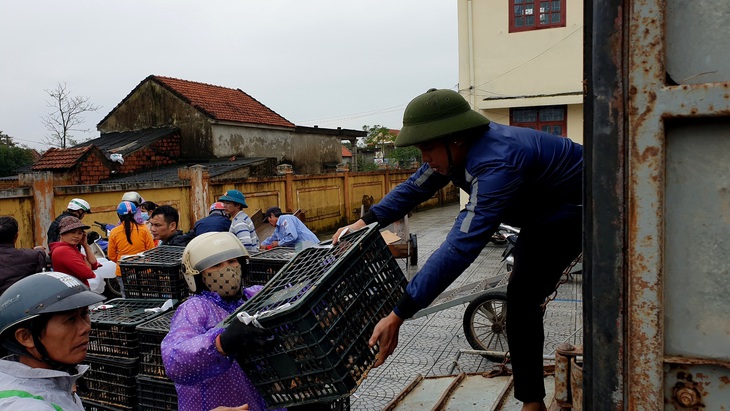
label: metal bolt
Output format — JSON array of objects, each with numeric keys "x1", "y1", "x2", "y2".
[{"x1": 673, "y1": 384, "x2": 701, "y2": 407}]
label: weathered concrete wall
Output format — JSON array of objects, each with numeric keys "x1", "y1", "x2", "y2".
[
  {"x1": 211, "y1": 125, "x2": 341, "y2": 174},
  {"x1": 212, "y1": 124, "x2": 291, "y2": 159},
  {"x1": 98, "y1": 81, "x2": 213, "y2": 158}
]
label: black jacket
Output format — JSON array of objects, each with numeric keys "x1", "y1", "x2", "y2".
[{"x1": 162, "y1": 230, "x2": 196, "y2": 247}]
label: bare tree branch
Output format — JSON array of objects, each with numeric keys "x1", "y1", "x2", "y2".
[{"x1": 41, "y1": 82, "x2": 101, "y2": 148}]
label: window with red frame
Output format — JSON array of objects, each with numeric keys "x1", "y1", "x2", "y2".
[
  {"x1": 510, "y1": 106, "x2": 567, "y2": 136},
  {"x1": 509, "y1": 0, "x2": 566, "y2": 33}
]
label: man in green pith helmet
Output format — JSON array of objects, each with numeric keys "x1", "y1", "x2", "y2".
[{"x1": 333, "y1": 88, "x2": 583, "y2": 411}]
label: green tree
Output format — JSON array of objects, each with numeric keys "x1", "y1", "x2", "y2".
[
  {"x1": 390, "y1": 146, "x2": 421, "y2": 169},
  {"x1": 0, "y1": 132, "x2": 35, "y2": 177},
  {"x1": 363, "y1": 125, "x2": 396, "y2": 162},
  {"x1": 41, "y1": 82, "x2": 101, "y2": 148}
]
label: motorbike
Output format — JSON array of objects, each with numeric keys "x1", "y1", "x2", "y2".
[{"x1": 86, "y1": 221, "x2": 121, "y2": 298}]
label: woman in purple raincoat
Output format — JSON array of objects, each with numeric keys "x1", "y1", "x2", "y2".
[{"x1": 162, "y1": 232, "x2": 283, "y2": 411}]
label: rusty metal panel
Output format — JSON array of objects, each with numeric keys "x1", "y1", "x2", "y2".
[
  {"x1": 666, "y1": 0, "x2": 730, "y2": 84},
  {"x1": 583, "y1": 0, "x2": 626, "y2": 408},
  {"x1": 589, "y1": 0, "x2": 730, "y2": 408},
  {"x1": 665, "y1": 120, "x2": 730, "y2": 361},
  {"x1": 626, "y1": 0, "x2": 730, "y2": 407}
]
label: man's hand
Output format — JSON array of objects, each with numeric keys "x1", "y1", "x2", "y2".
[
  {"x1": 368, "y1": 311, "x2": 404, "y2": 367},
  {"x1": 332, "y1": 219, "x2": 366, "y2": 245}
]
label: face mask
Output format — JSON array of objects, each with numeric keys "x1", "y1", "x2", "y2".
[
  {"x1": 203, "y1": 265, "x2": 242, "y2": 298},
  {"x1": 140, "y1": 212, "x2": 149, "y2": 221}
]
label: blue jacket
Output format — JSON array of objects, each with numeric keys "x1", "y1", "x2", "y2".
[
  {"x1": 261, "y1": 215, "x2": 319, "y2": 247},
  {"x1": 363, "y1": 123, "x2": 583, "y2": 318},
  {"x1": 194, "y1": 212, "x2": 232, "y2": 235}
]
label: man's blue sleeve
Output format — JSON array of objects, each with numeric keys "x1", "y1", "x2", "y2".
[
  {"x1": 365, "y1": 164, "x2": 451, "y2": 226},
  {"x1": 394, "y1": 162, "x2": 525, "y2": 319}
]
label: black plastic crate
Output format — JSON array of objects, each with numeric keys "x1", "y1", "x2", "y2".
[
  {"x1": 89, "y1": 298, "x2": 176, "y2": 359},
  {"x1": 118, "y1": 246, "x2": 188, "y2": 299},
  {"x1": 136, "y1": 375, "x2": 178, "y2": 411},
  {"x1": 80, "y1": 355, "x2": 138, "y2": 409},
  {"x1": 82, "y1": 398, "x2": 133, "y2": 411},
  {"x1": 225, "y1": 223, "x2": 406, "y2": 409},
  {"x1": 136, "y1": 310, "x2": 175, "y2": 379},
  {"x1": 247, "y1": 247, "x2": 297, "y2": 285}
]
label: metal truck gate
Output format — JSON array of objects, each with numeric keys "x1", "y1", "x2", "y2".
[{"x1": 586, "y1": 0, "x2": 730, "y2": 409}]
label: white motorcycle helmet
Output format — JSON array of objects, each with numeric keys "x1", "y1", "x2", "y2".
[
  {"x1": 182, "y1": 232, "x2": 249, "y2": 296},
  {"x1": 121, "y1": 191, "x2": 143, "y2": 205}
]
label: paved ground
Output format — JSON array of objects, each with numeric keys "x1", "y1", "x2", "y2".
[{"x1": 348, "y1": 203, "x2": 583, "y2": 410}]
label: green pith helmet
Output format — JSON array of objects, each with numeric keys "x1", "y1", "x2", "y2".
[{"x1": 395, "y1": 88, "x2": 490, "y2": 147}]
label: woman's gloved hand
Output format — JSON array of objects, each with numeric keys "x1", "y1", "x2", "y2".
[{"x1": 218, "y1": 320, "x2": 275, "y2": 356}]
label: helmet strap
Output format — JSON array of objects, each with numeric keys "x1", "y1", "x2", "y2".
[
  {"x1": 443, "y1": 141, "x2": 456, "y2": 176},
  {"x1": 28, "y1": 319, "x2": 79, "y2": 374}
]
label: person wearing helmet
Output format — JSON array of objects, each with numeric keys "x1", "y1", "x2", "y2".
[
  {"x1": 219, "y1": 190, "x2": 259, "y2": 253},
  {"x1": 49, "y1": 216, "x2": 101, "y2": 288},
  {"x1": 161, "y1": 232, "x2": 279, "y2": 411},
  {"x1": 121, "y1": 191, "x2": 149, "y2": 225},
  {"x1": 332, "y1": 89, "x2": 583, "y2": 411},
  {"x1": 46, "y1": 198, "x2": 92, "y2": 244},
  {"x1": 0, "y1": 272, "x2": 105, "y2": 411},
  {"x1": 107, "y1": 201, "x2": 155, "y2": 297},
  {"x1": 259, "y1": 206, "x2": 319, "y2": 249},
  {"x1": 194, "y1": 202, "x2": 232, "y2": 236}
]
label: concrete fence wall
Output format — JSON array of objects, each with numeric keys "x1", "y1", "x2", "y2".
[{"x1": 1, "y1": 166, "x2": 458, "y2": 248}]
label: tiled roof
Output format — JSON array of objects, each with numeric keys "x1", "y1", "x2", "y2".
[
  {"x1": 77, "y1": 127, "x2": 179, "y2": 160},
  {"x1": 342, "y1": 146, "x2": 352, "y2": 157},
  {"x1": 154, "y1": 76, "x2": 294, "y2": 128},
  {"x1": 32, "y1": 146, "x2": 95, "y2": 170},
  {"x1": 102, "y1": 157, "x2": 275, "y2": 183}
]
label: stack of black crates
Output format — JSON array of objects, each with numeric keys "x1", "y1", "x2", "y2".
[
  {"x1": 225, "y1": 223, "x2": 407, "y2": 410},
  {"x1": 247, "y1": 247, "x2": 297, "y2": 285},
  {"x1": 80, "y1": 245, "x2": 186, "y2": 411},
  {"x1": 81, "y1": 299, "x2": 177, "y2": 411},
  {"x1": 136, "y1": 311, "x2": 178, "y2": 411}
]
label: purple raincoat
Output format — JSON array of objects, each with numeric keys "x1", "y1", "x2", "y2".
[{"x1": 162, "y1": 287, "x2": 285, "y2": 411}]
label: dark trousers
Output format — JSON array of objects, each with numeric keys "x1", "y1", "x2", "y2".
[{"x1": 506, "y1": 212, "x2": 582, "y2": 403}]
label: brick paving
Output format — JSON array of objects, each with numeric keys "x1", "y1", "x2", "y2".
[{"x1": 349, "y1": 203, "x2": 583, "y2": 410}]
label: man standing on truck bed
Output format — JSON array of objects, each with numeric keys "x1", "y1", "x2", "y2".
[{"x1": 333, "y1": 88, "x2": 583, "y2": 411}]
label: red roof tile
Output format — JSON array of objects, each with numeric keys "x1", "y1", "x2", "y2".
[
  {"x1": 342, "y1": 146, "x2": 352, "y2": 157},
  {"x1": 32, "y1": 146, "x2": 95, "y2": 170},
  {"x1": 153, "y1": 76, "x2": 294, "y2": 128}
]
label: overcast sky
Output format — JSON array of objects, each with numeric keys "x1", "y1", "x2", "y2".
[{"x1": 0, "y1": 1, "x2": 458, "y2": 150}]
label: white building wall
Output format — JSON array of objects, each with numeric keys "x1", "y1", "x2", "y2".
[{"x1": 457, "y1": 0, "x2": 584, "y2": 110}]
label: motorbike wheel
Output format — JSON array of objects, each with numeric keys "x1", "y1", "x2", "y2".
[
  {"x1": 104, "y1": 278, "x2": 122, "y2": 299},
  {"x1": 463, "y1": 290, "x2": 509, "y2": 362}
]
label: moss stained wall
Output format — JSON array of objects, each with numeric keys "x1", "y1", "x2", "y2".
[{"x1": 98, "y1": 81, "x2": 213, "y2": 158}]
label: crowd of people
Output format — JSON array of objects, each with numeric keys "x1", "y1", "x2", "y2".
[
  {"x1": 0, "y1": 189, "x2": 319, "y2": 299},
  {"x1": 0, "y1": 189, "x2": 322, "y2": 410}
]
